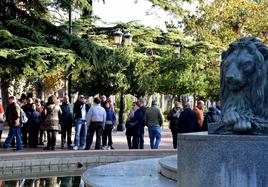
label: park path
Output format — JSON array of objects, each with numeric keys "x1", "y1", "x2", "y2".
[{"x1": 0, "y1": 124, "x2": 173, "y2": 153}]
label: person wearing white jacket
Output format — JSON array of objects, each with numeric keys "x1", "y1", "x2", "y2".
[{"x1": 85, "y1": 97, "x2": 106, "y2": 150}]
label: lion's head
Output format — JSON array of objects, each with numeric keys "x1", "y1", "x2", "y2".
[{"x1": 220, "y1": 37, "x2": 268, "y2": 132}]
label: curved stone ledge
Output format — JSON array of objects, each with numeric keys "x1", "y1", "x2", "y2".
[
  {"x1": 159, "y1": 155, "x2": 177, "y2": 181},
  {"x1": 0, "y1": 149, "x2": 176, "y2": 180},
  {"x1": 82, "y1": 158, "x2": 176, "y2": 187}
]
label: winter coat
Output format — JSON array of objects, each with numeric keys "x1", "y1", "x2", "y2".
[
  {"x1": 73, "y1": 101, "x2": 90, "y2": 120},
  {"x1": 202, "y1": 107, "x2": 220, "y2": 131},
  {"x1": 5, "y1": 103, "x2": 20, "y2": 126},
  {"x1": 193, "y1": 106, "x2": 204, "y2": 128},
  {"x1": 27, "y1": 110, "x2": 41, "y2": 127},
  {"x1": 60, "y1": 102, "x2": 73, "y2": 126},
  {"x1": 126, "y1": 106, "x2": 146, "y2": 136},
  {"x1": 43, "y1": 104, "x2": 62, "y2": 131},
  {"x1": 105, "y1": 108, "x2": 116, "y2": 130},
  {"x1": 178, "y1": 108, "x2": 199, "y2": 133},
  {"x1": 144, "y1": 106, "x2": 163, "y2": 127},
  {"x1": 167, "y1": 108, "x2": 181, "y2": 130}
]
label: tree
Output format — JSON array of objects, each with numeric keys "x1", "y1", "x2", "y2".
[
  {"x1": 0, "y1": 0, "x2": 104, "y2": 104},
  {"x1": 183, "y1": 0, "x2": 268, "y2": 47}
]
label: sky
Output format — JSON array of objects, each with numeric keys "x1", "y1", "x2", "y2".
[{"x1": 92, "y1": 0, "x2": 173, "y2": 29}]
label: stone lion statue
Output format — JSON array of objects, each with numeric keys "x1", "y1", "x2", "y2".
[{"x1": 217, "y1": 37, "x2": 268, "y2": 134}]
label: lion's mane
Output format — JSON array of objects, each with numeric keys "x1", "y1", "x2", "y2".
[{"x1": 220, "y1": 37, "x2": 268, "y2": 130}]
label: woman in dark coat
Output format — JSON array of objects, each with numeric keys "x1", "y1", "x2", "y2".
[
  {"x1": 27, "y1": 103, "x2": 41, "y2": 148},
  {"x1": 125, "y1": 102, "x2": 139, "y2": 149},
  {"x1": 43, "y1": 95, "x2": 62, "y2": 150}
]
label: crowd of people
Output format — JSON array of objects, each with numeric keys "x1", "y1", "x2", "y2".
[
  {"x1": 0, "y1": 93, "x2": 221, "y2": 152},
  {"x1": 0, "y1": 94, "x2": 117, "y2": 151},
  {"x1": 167, "y1": 100, "x2": 221, "y2": 149}
]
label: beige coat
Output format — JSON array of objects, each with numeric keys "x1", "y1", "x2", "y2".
[{"x1": 43, "y1": 104, "x2": 62, "y2": 131}]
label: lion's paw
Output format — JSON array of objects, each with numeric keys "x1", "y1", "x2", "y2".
[
  {"x1": 222, "y1": 111, "x2": 240, "y2": 126},
  {"x1": 233, "y1": 119, "x2": 251, "y2": 131}
]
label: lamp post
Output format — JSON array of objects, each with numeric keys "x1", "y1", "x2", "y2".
[
  {"x1": 68, "y1": 4, "x2": 73, "y2": 103},
  {"x1": 112, "y1": 29, "x2": 132, "y2": 131},
  {"x1": 173, "y1": 40, "x2": 183, "y2": 56}
]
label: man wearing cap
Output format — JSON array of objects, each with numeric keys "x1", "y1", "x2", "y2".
[
  {"x1": 2, "y1": 96, "x2": 23, "y2": 151},
  {"x1": 73, "y1": 95, "x2": 90, "y2": 150},
  {"x1": 144, "y1": 100, "x2": 163, "y2": 149}
]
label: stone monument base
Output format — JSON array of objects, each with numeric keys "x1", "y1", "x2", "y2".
[{"x1": 177, "y1": 132, "x2": 268, "y2": 187}]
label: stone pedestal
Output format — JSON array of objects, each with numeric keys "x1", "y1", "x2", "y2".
[{"x1": 177, "y1": 132, "x2": 268, "y2": 187}]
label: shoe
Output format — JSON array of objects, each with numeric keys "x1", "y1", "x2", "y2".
[
  {"x1": 107, "y1": 146, "x2": 110, "y2": 150},
  {"x1": 51, "y1": 147, "x2": 55, "y2": 151},
  {"x1": 110, "y1": 146, "x2": 115, "y2": 150},
  {"x1": 102, "y1": 146, "x2": 107, "y2": 150},
  {"x1": 67, "y1": 145, "x2": 72, "y2": 149},
  {"x1": 14, "y1": 148, "x2": 23, "y2": 152},
  {"x1": 73, "y1": 146, "x2": 78, "y2": 150},
  {"x1": 43, "y1": 147, "x2": 51, "y2": 150}
]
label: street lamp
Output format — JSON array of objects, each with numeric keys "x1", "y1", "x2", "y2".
[
  {"x1": 173, "y1": 40, "x2": 183, "y2": 56},
  {"x1": 123, "y1": 32, "x2": 133, "y2": 46},
  {"x1": 112, "y1": 29, "x2": 133, "y2": 131},
  {"x1": 113, "y1": 29, "x2": 123, "y2": 47}
]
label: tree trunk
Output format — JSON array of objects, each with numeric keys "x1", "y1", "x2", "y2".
[
  {"x1": 1, "y1": 78, "x2": 10, "y2": 110},
  {"x1": 117, "y1": 93, "x2": 125, "y2": 131},
  {"x1": 160, "y1": 94, "x2": 165, "y2": 112}
]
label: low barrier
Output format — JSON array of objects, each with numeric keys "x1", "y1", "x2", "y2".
[{"x1": 0, "y1": 149, "x2": 176, "y2": 180}]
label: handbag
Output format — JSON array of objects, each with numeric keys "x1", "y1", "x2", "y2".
[
  {"x1": 105, "y1": 120, "x2": 114, "y2": 129},
  {"x1": 20, "y1": 109, "x2": 28, "y2": 124},
  {"x1": 125, "y1": 121, "x2": 138, "y2": 129}
]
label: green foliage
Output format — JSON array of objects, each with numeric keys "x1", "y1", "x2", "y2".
[
  {"x1": 0, "y1": 0, "x2": 223, "y2": 102},
  {"x1": 0, "y1": 47, "x2": 76, "y2": 81},
  {"x1": 183, "y1": 0, "x2": 268, "y2": 47}
]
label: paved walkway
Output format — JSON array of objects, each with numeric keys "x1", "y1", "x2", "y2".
[{"x1": 0, "y1": 124, "x2": 173, "y2": 153}]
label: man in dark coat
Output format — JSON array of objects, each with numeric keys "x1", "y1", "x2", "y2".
[
  {"x1": 202, "y1": 106, "x2": 220, "y2": 131},
  {"x1": 167, "y1": 102, "x2": 182, "y2": 149},
  {"x1": 60, "y1": 95, "x2": 73, "y2": 149},
  {"x1": 2, "y1": 96, "x2": 23, "y2": 151},
  {"x1": 73, "y1": 95, "x2": 90, "y2": 150},
  {"x1": 178, "y1": 102, "x2": 199, "y2": 133},
  {"x1": 136, "y1": 98, "x2": 146, "y2": 149}
]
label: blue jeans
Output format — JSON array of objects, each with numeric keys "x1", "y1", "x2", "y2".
[
  {"x1": 148, "y1": 126, "x2": 161, "y2": 149},
  {"x1": 74, "y1": 119, "x2": 87, "y2": 148},
  {"x1": 3, "y1": 126, "x2": 23, "y2": 150}
]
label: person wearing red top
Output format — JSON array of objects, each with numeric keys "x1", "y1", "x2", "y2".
[
  {"x1": 0, "y1": 100, "x2": 4, "y2": 143},
  {"x1": 193, "y1": 100, "x2": 204, "y2": 129}
]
